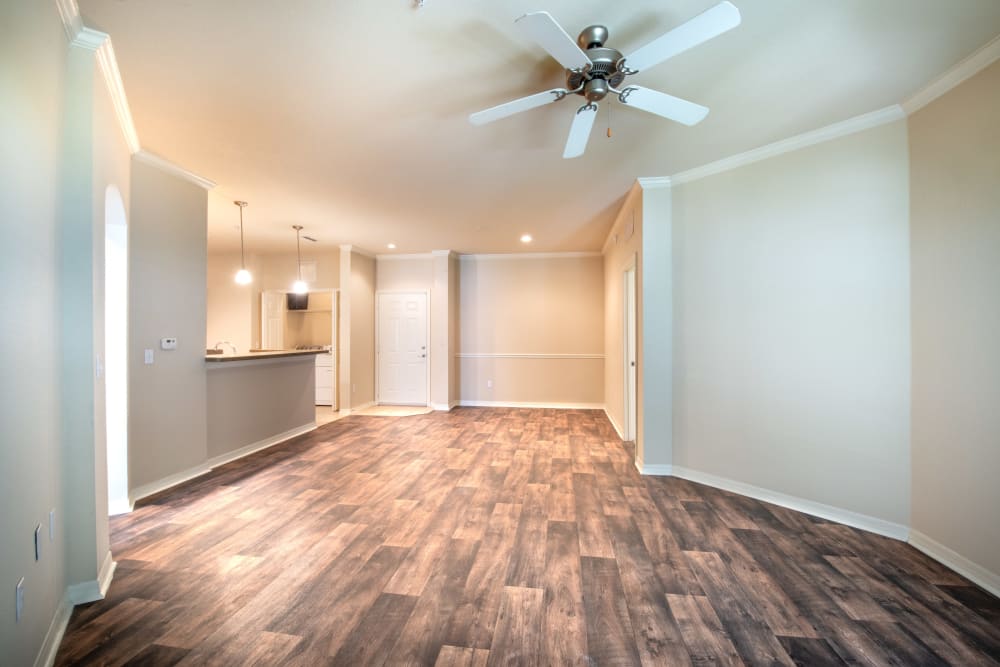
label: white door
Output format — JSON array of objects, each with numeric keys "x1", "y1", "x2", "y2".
[
  {"x1": 378, "y1": 292, "x2": 428, "y2": 405},
  {"x1": 624, "y1": 264, "x2": 638, "y2": 442},
  {"x1": 261, "y1": 290, "x2": 285, "y2": 350}
]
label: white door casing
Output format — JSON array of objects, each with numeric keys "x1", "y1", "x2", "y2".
[
  {"x1": 377, "y1": 292, "x2": 428, "y2": 405},
  {"x1": 624, "y1": 261, "x2": 638, "y2": 443}
]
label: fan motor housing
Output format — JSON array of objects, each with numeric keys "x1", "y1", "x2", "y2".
[{"x1": 567, "y1": 25, "x2": 625, "y2": 101}]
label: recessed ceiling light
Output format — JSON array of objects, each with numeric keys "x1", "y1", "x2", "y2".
[
  {"x1": 387, "y1": 243, "x2": 396, "y2": 249},
  {"x1": 520, "y1": 234, "x2": 533, "y2": 243}
]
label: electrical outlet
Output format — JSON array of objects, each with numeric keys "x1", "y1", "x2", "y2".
[
  {"x1": 34, "y1": 525, "x2": 40, "y2": 561},
  {"x1": 16, "y1": 578, "x2": 24, "y2": 622},
  {"x1": 160, "y1": 337, "x2": 178, "y2": 350},
  {"x1": 49, "y1": 510, "x2": 55, "y2": 541}
]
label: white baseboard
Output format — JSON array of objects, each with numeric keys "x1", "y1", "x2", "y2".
[
  {"x1": 909, "y1": 530, "x2": 1000, "y2": 598},
  {"x1": 431, "y1": 403, "x2": 452, "y2": 412},
  {"x1": 604, "y1": 408, "x2": 625, "y2": 440},
  {"x1": 670, "y1": 466, "x2": 910, "y2": 541},
  {"x1": 457, "y1": 400, "x2": 605, "y2": 410},
  {"x1": 634, "y1": 456, "x2": 672, "y2": 476},
  {"x1": 67, "y1": 550, "x2": 116, "y2": 605},
  {"x1": 34, "y1": 592, "x2": 72, "y2": 667},
  {"x1": 130, "y1": 422, "x2": 316, "y2": 505},
  {"x1": 108, "y1": 497, "x2": 132, "y2": 516}
]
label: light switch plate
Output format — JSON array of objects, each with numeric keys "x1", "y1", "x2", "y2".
[
  {"x1": 144, "y1": 349, "x2": 154, "y2": 365},
  {"x1": 49, "y1": 510, "x2": 55, "y2": 541},
  {"x1": 160, "y1": 337, "x2": 177, "y2": 350}
]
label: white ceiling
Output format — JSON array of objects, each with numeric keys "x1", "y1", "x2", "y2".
[{"x1": 78, "y1": 0, "x2": 1000, "y2": 255}]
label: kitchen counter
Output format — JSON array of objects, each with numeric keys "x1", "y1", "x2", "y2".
[{"x1": 205, "y1": 349, "x2": 326, "y2": 362}]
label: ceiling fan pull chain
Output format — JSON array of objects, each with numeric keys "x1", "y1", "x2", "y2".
[{"x1": 607, "y1": 102, "x2": 613, "y2": 138}]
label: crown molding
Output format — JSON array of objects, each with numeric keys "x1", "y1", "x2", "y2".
[
  {"x1": 637, "y1": 176, "x2": 671, "y2": 189},
  {"x1": 458, "y1": 251, "x2": 601, "y2": 261},
  {"x1": 376, "y1": 252, "x2": 433, "y2": 261},
  {"x1": 670, "y1": 105, "x2": 905, "y2": 186},
  {"x1": 94, "y1": 39, "x2": 140, "y2": 153},
  {"x1": 56, "y1": 0, "x2": 83, "y2": 42},
  {"x1": 902, "y1": 34, "x2": 1000, "y2": 115},
  {"x1": 57, "y1": 0, "x2": 142, "y2": 154},
  {"x1": 134, "y1": 150, "x2": 216, "y2": 190}
]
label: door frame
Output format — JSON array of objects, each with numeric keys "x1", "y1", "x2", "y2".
[
  {"x1": 375, "y1": 290, "x2": 431, "y2": 406},
  {"x1": 260, "y1": 289, "x2": 287, "y2": 350},
  {"x1": 622, "y1": 255, "x2": 638, "y2": 443}
]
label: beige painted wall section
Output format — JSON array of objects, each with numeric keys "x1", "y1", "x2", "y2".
[
  {"x1": 350, "y1": 252, "x2": 376, "y2": 406},
  {"x1": 459, "y1": 255, "x2": 604, "y2": 406},
  {"x1": 910, "y1": 61, "x2": 1000, "y2": 579},
  {"x1": 206, "y1": 358, "x2": 316, "y2": 458},
  {"x1": 129, "y1": 159, "x2": 209, "y2": 490},
  {"x1": 671, "y1": 121, "x2": 911, "y2": 526},
  {"x1": 248, "y1": 250, "x2": 340, "y2": 349},
  {"x1": 207, "y1": 252, "x2": 253, "y2": 352},
  {"x1": 0, "y1": 3, "x2": 70, "y2": 660},
  {"x1": 604, "y1": 184, "x2": 643, "y2": 444}
]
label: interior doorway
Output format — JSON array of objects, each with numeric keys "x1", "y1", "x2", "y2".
[
  {"x1": 105, "y1": 186, "x2": 129, "y2": 515},
  {"x1": 623, "y1": 260, "x2": 638, "y2": 444},
  {"x1": 376, "y1": 292, "x2": 429, "y2": 406}
]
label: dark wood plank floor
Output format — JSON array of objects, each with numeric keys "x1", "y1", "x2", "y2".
[{"x1": 55, "y1": 408, "x2": 1000, "y2": 666}]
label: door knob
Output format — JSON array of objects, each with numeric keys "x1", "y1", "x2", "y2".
[{"x1": 420, "y1": 354, "x2": 427, "y2": 358}]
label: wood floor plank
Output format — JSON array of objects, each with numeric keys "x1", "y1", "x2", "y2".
[
  {"x1": 52, "y1": 409, "x2": 1000, "y2": 666},
  {"x1": 486, "y1": 586, "x2": 545, "y2": 667},
  {"x1": 580, "y1": 556, "x2": 642, "y2": 666}
]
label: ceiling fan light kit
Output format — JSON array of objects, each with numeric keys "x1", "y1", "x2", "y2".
[{"x1": 469, "y1": 2, "x2": 741, "y2": 158}]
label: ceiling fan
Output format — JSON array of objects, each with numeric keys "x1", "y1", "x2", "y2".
[{"x1": 469, "y1": 2, "x2": 741, "y2": 158}]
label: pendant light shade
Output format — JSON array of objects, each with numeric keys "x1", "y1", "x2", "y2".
[
  {"x1": 292, "y1": 225, "x2": 307, "y2": 294},
  {"x1": 233, "y1": 201, "x2": 252, "y2": 285}
]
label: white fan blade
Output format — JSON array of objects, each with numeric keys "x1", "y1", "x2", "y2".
[
  {"x1": 469, "y1": 89, "x2": 569, "y2": 126},
  {"x1": 516, "y1": 11, "x2": 593, "y2": 72},
  {"x1": 618, "y1": 86, "x2": 709, "y2": 126},
  {"x1": 563, "y1": 102, "x2": 598, "y2": 159},
  {"x1": 625, "y1": 1, "x2": 741, "y2": 73}
]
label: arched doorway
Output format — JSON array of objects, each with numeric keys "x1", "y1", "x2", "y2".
[{"x1": 105, "y1": 185, "x2": 129, "y2": 515}]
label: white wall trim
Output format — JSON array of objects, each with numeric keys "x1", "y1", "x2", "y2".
[
  {"x1": 456, "y1": 352, "x2": 605, "y2": 360},
  {"x1": 376, "y1": 252, "x2": 434, "y2": 261},
  {"x1": 56, "y1": 0, "x2": 83, "y2": 42},
  {"x1": 129, "y1": 422, "x2": 316, "y2": 505},
  {"x1": 637, "y1": 176, "x2": 671, "y2": 189},
  {"x1": 458, "y1": 252, "x2": 602, "y2": 261},
  {"x1": 640, "y1": 463, "x2": 674, "y2": 476},
  {"x1": 604, "y1": 407, "x2": 625, "y2": 440},
  {"x1": 67, "y1": 550, "x2": 116, "y2": 605},
  {"x1": 33, "y1": 592, "x2": 72, "y2": 667},
  {"x1": 902, "y1": 34, "x2": 1000, "y2": 115},
  {"x1": 908, "y1": 530, "x2": 1000, "y2": 599},
  {"x1": 430, "y1": 249, "x2": 455, "y2": 257},
  {"x1": 458, "y1": 400, "x2": 604, "y2": 410},
  {"x1": 670, "y1": 466, "x2": 910, "y2": 541},
  {"x1": 669, "y1": 105, "x2": 905, "y2": 186},
  {"x1": 70, "y1": 26, "x2": 107, "y2": 51},
  {"x1": 134, "y1": 150, "x2": 216, "y2": 190},
  {"x1": 94, "y1": 39, "x2": 141, "y2": 153},
  {"x1": 431, "y1": 402, "x2": 452, "y2": 411}
]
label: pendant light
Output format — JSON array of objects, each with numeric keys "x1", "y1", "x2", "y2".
[
  {"x1": 291, "y1": 224, "x2": 308, "y2": 294},
  {"x1": 233, "y1": 200, "x2": 252, "y2": 285}
]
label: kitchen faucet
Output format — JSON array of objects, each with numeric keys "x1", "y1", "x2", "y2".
[{"x1": 214, "y1": 340, "x2": 237, "y2": 355}]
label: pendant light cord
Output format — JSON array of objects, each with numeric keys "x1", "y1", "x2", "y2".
[{"x1": 239, "y1": 205, "x2": 247, "y2": 269}]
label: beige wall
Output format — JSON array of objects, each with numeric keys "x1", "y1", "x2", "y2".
[
  {"x1": 670, "y1": 121, "x2": 912, "y2": 526},
  {"x1": 206, "y1": 252, "x2": 253, "y2": 352},
  {"x1": 129, "y1": 159, "x2": 209, "y2": 490},
  {"x1": 247, "y1": 250, "x2": 340, "y2": 349},
  {"x1": 0, "y1": 4, "x2": 71, "y2": 660},
  {"x1": 206, "y1": 358, "x2": 316, "y2": 458},
  {"x1": 910, "y1": 61, "x2": 1000, "y2": 580},
  {"x1": 350, "y1": 252, "x2": 376, "y2": 406},
  {"x1": 459, "y1": 255, "x2": 604, "y2": 406}
]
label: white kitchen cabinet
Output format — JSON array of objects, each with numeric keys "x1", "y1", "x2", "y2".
[{"x1": 315, "y1": 351, "x2": 334, "y2": 406}]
